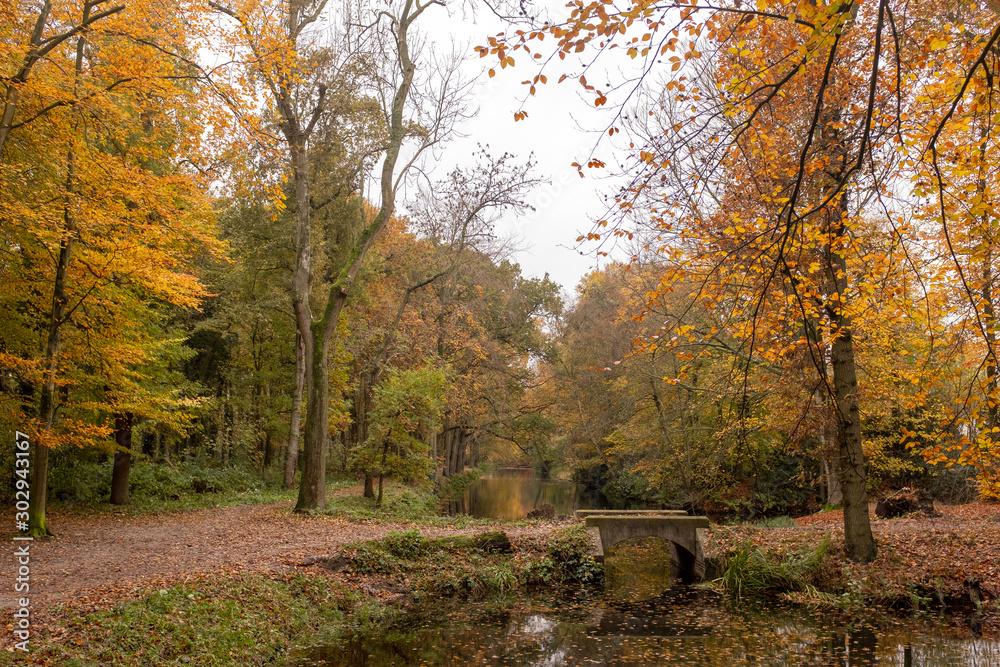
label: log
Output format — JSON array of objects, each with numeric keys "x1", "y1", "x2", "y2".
[{"x1": 875, "y1": 487, "x2": 939, "y2": 519}]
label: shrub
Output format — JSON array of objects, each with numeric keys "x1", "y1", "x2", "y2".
[
  {"x1": 382, "y1": 530, "x2": 429, "y2": 559},
  {"x1": 482, "y1": 563, "x2": 517, "y2": 593},
  {"x1": 471, "y1": 531, "x2": 512, "y2": 554},
  {"x1": 48, "y1": 458, "x2": 266, "y2": 506},
  {"x1": 385, "y1": 490, "x2": 437, "y2": 517},
  {"x1": 345, "y1": 530, "x2": 429, "y2": 574},
  {"x1": 346, "y1": 545, "x2": 399, "y2": 575},
  {"x1": 753, "y1": 516, "x2": 797, "y2": 528},
  {"x1": 49, "y1": 461, "x2": 112, "y2": 503},
  {"x1": 546, "y1": 525, "x2": 603, "y2": 584},
  {"x1": 517, "y1": 557, "x2": 555, "y2": 586}
]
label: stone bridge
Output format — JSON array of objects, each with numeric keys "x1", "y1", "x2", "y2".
[{"x1": 575, "y1": 510, "x2": 710, "y2": 583}]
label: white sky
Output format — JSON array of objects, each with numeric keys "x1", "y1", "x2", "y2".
[{"x1": 417, "y1": 2, "x2": 627, "y2": 295}]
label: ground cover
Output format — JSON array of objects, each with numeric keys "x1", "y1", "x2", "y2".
[
  {"x1": 2, "y1": 496, "x2": 997, "y2": 663},
  {"x1": 705, "y1": 502, "x2": 1000, "y2": 636}
]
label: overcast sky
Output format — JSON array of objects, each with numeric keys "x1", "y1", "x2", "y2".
[{"x1": 416, "y1": 2, "x2": 630, "y2": 296}]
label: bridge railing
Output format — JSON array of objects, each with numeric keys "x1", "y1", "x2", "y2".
[{"x1": 574, "y1": 509, "x2": 688, "y2": 520}]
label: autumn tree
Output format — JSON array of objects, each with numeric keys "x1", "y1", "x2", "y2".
[
  {"x1": 428, "y1": 251, "x2": 562, "y2": 476},
  {"x1": 477, "y1": 0, "x2": 1000, "y2": 559},
  {"x1": 1, "y1": 0, "x2": 216, "y2": 532},
  {"x1": 0, "y1": 0, "x2": 127, "y2": 158},
  {"x1": 208, "y1": 0, "x2": 467, "y2": 510},
  {"x1": 353, "y1": 365, "x2": 448, "y2": 505}
]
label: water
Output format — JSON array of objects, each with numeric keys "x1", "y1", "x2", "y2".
[
  {"x1": 294, "y1": 587, "x2": 999, "y2": 666},
  {"x1": 443, "y1": 468, "x2": 608, "y2": 520},
  {"x1": 298, "y1": 475, "x2": 998, "y2": 665},
  {"x1": 294, "y1": 537, "x2": 998, "y2": 666}
]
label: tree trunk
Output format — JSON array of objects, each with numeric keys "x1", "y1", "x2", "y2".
[
  {"x1": 296, "y1": 318, "x2": 329, "y2": 510},
  {"x1": 363, "y1": 473, "x2": 374, "y2": 498},
  {"x1": 830, "y1": 326, "x2": 875, "y2": 561},
  {"x1": 429, "y1": 427, "x2": 439, "y2": 484},
  {"x1": 28, "y1": 442, "x2": 50, "y2": 536},
  {"x1": 293, "y1": 3, "x2": 423, "y2": 509},
  {"x1": 262, "y1": 431, "x2": 273, "y2": 470},
  {"x1": 826, "y1": 202, "x2": 876, "y2": 562},
  {"x1": 141, "y1": 427, "x2": 154, "y2": 457},
  {"x1": 983, "y1": 240, "x2": 998, "y2": 434},
  {"x1": 376, "y1": 441, "x2": 389, "y2": 506},
  {"x1": 28, "y1": 84, "x2": 81, "y2": 536},
  {"x1": 222, "y1": 401, "x2": 231, "y2": 467},
  {"x1": 456, "y1": 430, "x2": 467, "y2": 474},
  {"x1": 284, "y1": 332, "x2": 305, "y2": 489},
  {"x1": 110, "y1": 412, "x2": 133, "y2": 505}
]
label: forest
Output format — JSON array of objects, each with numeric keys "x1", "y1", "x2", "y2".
[
  {"x1": 3, "y1": 0, "x2": 1000, "y2": 551},
  {"x1": 3, "y1": 0, "x2": 1000, "y2": 661}
]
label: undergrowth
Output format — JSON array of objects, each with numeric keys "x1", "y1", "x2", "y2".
[
  {"x1": 44, "y1": 460, "x2": 334, "y2": 515},
  {"x1": 752, "y1": 516, "x2": 798, "y2": 528},
  {"x1": 321, "y1": 482, "x2": 510, "y2": 527},
  {"x1": 8, "y1": 572, "x2": 397, "y2": 667},
  {"x1": 339, "y1": 525, "x2": 602, "y2": 599},
  {"x1": 716, "y1": 536, "x2": 830, "y2": 599}
]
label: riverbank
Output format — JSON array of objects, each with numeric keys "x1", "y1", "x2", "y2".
[
  {"x1": 0, "y1": 523, "x2": 589, "y2": 665},
  {"x1": 705, "y1": 501, "x2": 1000, "y2": 636},
  {"x1": 3, "y1": 500, "x2": 997, "y2": 664}
]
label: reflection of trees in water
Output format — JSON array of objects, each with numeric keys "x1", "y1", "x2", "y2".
[
  {"x1": 296, "y1": 566, "x2": 997, "y2": 666},
  {"x1": 297, "y1": 601, "x2": 1000, "y2": 667},
  {"x1": 439, "y1": 497, "x2": 466, "y2": 515},
  {"x1": 605, "y1": 537, "x2": 674, "y2": 602},
  {"x1": 461, "y1": 471, "x2": 598, "y2": 520}
]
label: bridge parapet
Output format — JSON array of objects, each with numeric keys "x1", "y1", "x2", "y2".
[
  {"x1": 574, "y1": 509, "x2": 688, "y2": 520},
  {"x1": 583, "y1": 514, "x2": 710, "y2": 583}
]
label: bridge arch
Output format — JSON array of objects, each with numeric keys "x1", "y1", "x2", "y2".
[{"x1": 580, "y1": 514, "x2": 709, "y2": 583}]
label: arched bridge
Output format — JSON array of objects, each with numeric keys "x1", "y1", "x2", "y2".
[{"x1": 575, "y1": 510, "x2": 710, "y2": 583}]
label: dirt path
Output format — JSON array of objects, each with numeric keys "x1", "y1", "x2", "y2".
[
  {"x1": 7, "y1": 496, "x2": 998, "y2": 614},
  {"x1": 0, "y1": 493, "x2": 560, "y2": 611}
]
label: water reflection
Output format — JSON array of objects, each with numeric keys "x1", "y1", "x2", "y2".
[
  {"x1": 295, "y1": 588, "x2": 999, "y2": 666},
  {"x1": 604, "y1": 537, "x2": 673, "y2": 602},
  {"x1": 447, "y1": 469, "x2": 607, "y2": 520}
]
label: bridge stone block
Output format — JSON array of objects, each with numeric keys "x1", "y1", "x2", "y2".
[
  {"x1": 574, "y1": 509, "x2": 688, "y2": 520},
  {"x1": 584, "y1": 515, "x2": 710, "y2": 583}
]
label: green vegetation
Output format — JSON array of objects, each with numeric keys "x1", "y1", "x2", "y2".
[
  {"x1": 716, "y1": 537, "x2": 830, "y2": 600},
  {"x1": 17, "y1": 526, "x2": 602, "y2": 666},
  {"x1": 18, "y1": 573, "x2": 397, "y2": 667},
  {"x1": 752, "y1": 516, "x2": 798, "y2": 529},
  {"x1": 436, "y1": 462, "x2": 490, "y2": 501},
  {"x1": 543, "y1": 525, "x2": 605, "y2": 584},
  {"x1": 319, "y1": 481, "x2": 522, "y2": 528},
  {"x1": 42, "y1": 459, "x2": 314, "y2": 515},
  {"x1": 322, "y1": 484, "x2": 439, "y2": 522},
  {"x1": 337, "y1": 525, "x2": 601, "y2": 600}
]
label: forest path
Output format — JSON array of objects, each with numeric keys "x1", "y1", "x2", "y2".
[{"x1": 0, "y1": 489, "x2": 560, "y2": 611}]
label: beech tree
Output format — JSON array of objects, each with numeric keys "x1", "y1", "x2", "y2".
[
  {"x1": 478, "y1": 0, "x2": 1000, "y2": 559},
  {"x1": 1, "y1": 0, "x2": 216, "y2": 533}
]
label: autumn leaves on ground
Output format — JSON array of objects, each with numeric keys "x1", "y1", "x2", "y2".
[{"x1": 2, "y1": 493, "x2": 998, "y2": 663}]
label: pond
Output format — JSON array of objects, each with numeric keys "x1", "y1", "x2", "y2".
[
  {"x1": 295, "y1": 587, "x2": 998, "y2": 666},
  {"x1": 295, "y1": 538, "x2": 999, "y2": 666},
  {"x1": 442, "y1": 468, "x2": 609, "y2": 520}
]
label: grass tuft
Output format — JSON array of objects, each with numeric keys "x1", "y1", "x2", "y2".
[{"x1": 717, "y1": 536, "x2": 830, "y2": 599}]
